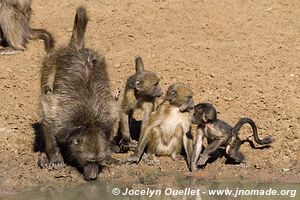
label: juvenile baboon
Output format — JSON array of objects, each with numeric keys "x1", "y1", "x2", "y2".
[
  {"x1": 128, "y1": 83, "x2": 195, "y2": 169},
  {"x1": 190, "y1": 103, "x2": 274, "y2": 171},
  {"x1": 119, "y1": 57, "x2": 163, "y2": 149},
  {"x1": 38, "y1": 7, "x2": 119, "y2": 181},
  {"x1": 0, "y1": 0, "x2": 54, "y2": 55}
]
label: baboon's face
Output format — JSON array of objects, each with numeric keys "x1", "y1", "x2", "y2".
[
  {"x1": 192, "y1": 103, "x2": 217, "y2": 124},
  {"x1": 69, "y1": 127, "x2": 109, "y2": 181},
  {"x1": 192, "y1": 106, "x2": 205, "y2": 125},
  {"x1": 166, "y1": 83, "x2": 194, "y2": 112},
  {"x1": 135, "y1": 72, "x2": 163, "y2": 97}
]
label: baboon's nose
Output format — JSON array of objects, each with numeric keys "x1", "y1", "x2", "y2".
[
  {"x1": 85, "y1": 174, "x2": 97, "y2": 181},
  {"x1": 83, "y1": 163, "x2": 99, "y2": 181}
]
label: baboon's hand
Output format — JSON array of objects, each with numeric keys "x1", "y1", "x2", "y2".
[
  {"x1": 38, "y1": 152, "x2": 65, "y2": 170},
  {"x1": 38, "y1": 153, "x2": 49, "y2": 168},
  {"x1": 120, "y1": 139, "x2": 138, "y2": 152},
  {"x1": 127, "y1": 154, "x2": 140, "y2": 164},
  {"x1": 197, "y1": 153, "x2": 209, "y2": 166}
]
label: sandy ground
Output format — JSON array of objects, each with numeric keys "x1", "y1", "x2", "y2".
[{"x1": 0, "y1": 0, "x2": 299, "y2": 198}]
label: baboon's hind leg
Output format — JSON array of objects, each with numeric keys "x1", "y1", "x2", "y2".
[{"x1": 227, "y1": 138, "x2": 245, "y2": 163}]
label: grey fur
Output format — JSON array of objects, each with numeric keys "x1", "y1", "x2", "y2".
[{"x1": 38, "y1": 7, "x2": 119, "y2": 181}]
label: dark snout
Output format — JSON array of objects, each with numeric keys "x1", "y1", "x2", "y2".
[
  {"x1": 83, "y1": 163, "x2": 99, "y2": 181},
  {"x1": 188, "y1": 98, "x2": 195, "y2": 110},
  {"x1": 154, "y1": 85, "x2": 164, "y2": 97},
  {"x1": 179, "y1": 98, "x2": 195, "y2": 112}
]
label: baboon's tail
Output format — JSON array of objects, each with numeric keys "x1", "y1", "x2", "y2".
[
  {"x1": 232, "y1": 118, "x2": 274, "y2": 145},
  {"x1": 30, "y1": 29, "x2": 55, "y2": 53},
  {"x1": 135, "y1": 56, "x2": 145, "y2": 73},
  {"x1": 69, "y1": 6, "x2": 88, "y2": 50}
]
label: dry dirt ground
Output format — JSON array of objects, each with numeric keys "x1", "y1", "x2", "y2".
[{"x1": 0, "y1": 0, "x2": 299, "y2": 198}]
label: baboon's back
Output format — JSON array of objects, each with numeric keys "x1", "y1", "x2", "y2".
[{"x1": 41, "y1": 47, "x2": 114, "y2": 133}]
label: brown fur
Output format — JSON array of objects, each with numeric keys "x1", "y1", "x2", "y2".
[
  {"x1": 38, "y1": 7, "x2": 119, "y2": 181},
  {"x1": 119, "y1": 56, "x2": 163, "y2": 149},
  {"x1": 128, "y1": 83, "x2": 194, "y2": 170},
  {"x1": 0, "y1": 0, "x2": 54, "y2": 55}
]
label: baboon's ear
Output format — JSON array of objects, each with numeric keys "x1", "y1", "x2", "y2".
[
  {"x1": 135, "y1": 56, "x2": 144, "y2": 73},
  {"x1": 135, "y1": 80, "x2": 143, "y2": 91}
]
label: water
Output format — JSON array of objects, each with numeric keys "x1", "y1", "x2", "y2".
[{"x1": 5, "y1": 175, "x2": 299, "y2": 200}]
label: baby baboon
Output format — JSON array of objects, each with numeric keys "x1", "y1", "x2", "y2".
[
  {"x1": 38, "y1": 7, "x2": 119, "y2": 181},
  {"x1": 128, "y1": 83, "x2": 195, "y2": 169},
  {"x1": 119, "y1": 57, "x2": 163, "y2": 149},
  {"x1": 0, "y1": 0, "x2": 54, "y2": 55},
  {"x1": 190, "y1": 103, "x2": 274, "y2": 171}
]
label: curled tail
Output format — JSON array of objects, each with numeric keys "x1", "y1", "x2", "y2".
[
  {"x1": 232, "y1": 118, "x2": 273, "y2": 145},
  {"x1": 69, "y1": 6, "x2": 88, "y2": 50},
  {"x1": 30, "y1": 29, "x2": 55, "y2": 53}
]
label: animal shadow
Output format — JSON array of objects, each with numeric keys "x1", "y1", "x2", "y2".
[
  {"x1": 224, "y1": 139, "x2": 272, "y2": 165},
  {"x1": 32, "y1": 122, "x2": 45, "y2": 153},
  {"x1": 114, "y1": 118, "x2": 142, "y2": 153},
  {"x1": 242, "y1": 139, "x2": 272, "y2": 149},
  {"x1": 129, "y1": 118, "x2": 142, "y2": 141}
]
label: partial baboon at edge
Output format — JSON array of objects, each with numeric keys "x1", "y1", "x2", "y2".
[
  {"x1": 128, "y1": 83, "x2": 195, "y2": 170},
  {"x1": 119, "y1": 56, "x2": 163, "y2": 150},
  {"x1": 38, "y1": 6, "x2": 120, "y2": 181},
  {"x1": 190, "y1": 103, "x2": 274, "y2": 171},
  {"x1": 0, "y1": 0, "x2": 54, "y2": 55}
]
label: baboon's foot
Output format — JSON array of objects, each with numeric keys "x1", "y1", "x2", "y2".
[{"x1": 38, "y1": 152, "x2": 65, "y2": 170}]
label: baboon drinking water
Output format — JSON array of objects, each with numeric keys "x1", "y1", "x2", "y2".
[{"x1": 38, "y1": 7, "x2": 119, "y2": 181}]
